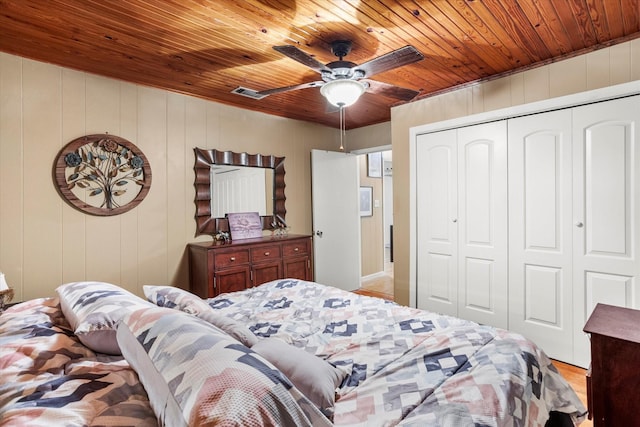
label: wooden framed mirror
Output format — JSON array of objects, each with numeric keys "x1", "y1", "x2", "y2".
[{"x1": 193, "y1": 148, "x2": 286, "y2": 237}]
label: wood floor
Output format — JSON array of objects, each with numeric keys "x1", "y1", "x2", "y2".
[
  {"x1": 357, "y1": 265, "x2": 591, "y2": 425},
  {"x1": 553, "y1": 361, "x2": 592, "y2": 426}
]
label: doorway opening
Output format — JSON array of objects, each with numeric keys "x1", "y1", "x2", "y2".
[{"x1": 357, "y1": 149, "x2": 394, "y2": 301}]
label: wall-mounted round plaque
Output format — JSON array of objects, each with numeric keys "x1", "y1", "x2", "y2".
[{"x1": 54, "y1": 134, "x2": 152, "y2": 216}]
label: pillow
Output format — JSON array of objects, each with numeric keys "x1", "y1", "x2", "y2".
[
  {"x1": 197, "y1": 309, "x2": 258, "y2": 347},
  {"x1": 143, "y1": 284, "x2": 258, "y2": 347},
  {"x1": 57, "y1": 281, "x2": 153, "y2": 355},
  {"x1": 251, "y1": 337, "x2": 347, "y2": 418},
  {"x1": 117, "y1": 306, "x2": 331, "y2": 427},
  {"x1": 143, "y1": 285, "x2": 211, "y2": 315}
]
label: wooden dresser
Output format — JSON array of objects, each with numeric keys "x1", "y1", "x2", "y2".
[
  {"x1": 583, "y1": 303, "x2": 640, "y2": 426},
  {"x1": 188, "y1": 234, "x2": 313, "y2": 298}
]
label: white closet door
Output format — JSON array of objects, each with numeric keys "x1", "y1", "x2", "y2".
[
  {"x1": 457, "y1": 122, "x2": 508, "y2": 328},
  {"x1": 508, "y1": 109, "x2": 574, "y2": 361},
  {"x1": 573, "y1": 95, "x2": 640, "y2": 368},
  {"x1": 416, "y1": 129, "x2": 458, "y2": 316}
]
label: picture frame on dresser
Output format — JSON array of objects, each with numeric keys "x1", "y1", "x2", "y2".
[{"x1": 227, "y1": 212, "x2": 263, "y2": 240}]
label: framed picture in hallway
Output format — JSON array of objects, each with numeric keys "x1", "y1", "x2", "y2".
[
  {"x1": 367, "y1": 152, "x2": 382, "y2": 177},
  {"x1": 360, "y1": 186, "x2": 373, "y2": 217}
]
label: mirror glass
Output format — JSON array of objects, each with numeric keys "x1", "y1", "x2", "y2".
[
  {"x1": 193, "y1": 148, "x2": 286, "y2": 237},
  {"x1": 210, "y1": 165, "x2": 274, "y2": 217}
]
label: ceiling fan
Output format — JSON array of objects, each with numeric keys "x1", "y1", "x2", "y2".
[{"x1": 234, "y1": 40, "x2": 424, "y2": 108}]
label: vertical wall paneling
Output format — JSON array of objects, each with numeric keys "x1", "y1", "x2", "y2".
[
  {"x1": 167, "y1": 93, "x2": 188, "y2": 288},
  {"x1": 0, "y1": 53, "x2": 338, "y2": 299},
  {"x1": 136, "y1": 87, "x2": 169, "y2": 288},
  {"x1": 0, "y1": 53, "x2": 24, "y2": 300},
  {"x1": 119, "y1": 83, "x2": 140, "y2": 292},
  {"x1": 61, "y1": 69, "x2": 87, "y2": 284},
  {"x1": 22, "y1": 60, "x2": 63, "y2": 300},
  {"x1": 508, "y1": 109, "x2": 574, "y2": 362},
  {"x1": 84, "y1": 76, "x2": 123, "y2": 288}
]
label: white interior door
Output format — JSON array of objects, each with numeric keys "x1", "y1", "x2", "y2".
[
  {"x1": 311, "y1": 149, "x2": 361, "y2": 291},
  {"x1": 572, "y1": 95, "x2": 640, "y2": 368},
  {"x1": 457, "y1": 122, "x2": 508, "y2": 329},
  {"x1": 416, "y1": 129, "x2": 458, "y2": 316},
  {"x1": 508, "y1": 109, "x2": 574, "y2": 362}
]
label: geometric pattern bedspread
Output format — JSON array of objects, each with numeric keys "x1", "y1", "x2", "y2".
[
  {"x1": 207, "y1": 279, "x2": 587, "y2": 427},
  {"x1": 0, "y1": 279, "x2": 586, "y2": 426},
  {"x1": 0, "y1": 298, "x2": 156, "y2": 426}
]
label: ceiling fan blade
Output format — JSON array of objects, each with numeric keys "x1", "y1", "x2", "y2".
[
  {"x1": 273, "y1": 45, "x2": 332, "y2": 74},
  {"x1": 364, "y1": 79, "x2": 420, "y2": 101},
  {"x1": 355, "y1": 46, "x2": 424, "y2": 78},
  {"x1": 257, "y1": 80, "x2": 324, "y2": 97}
]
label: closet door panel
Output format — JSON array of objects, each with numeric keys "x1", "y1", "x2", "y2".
[
  {"x1": 457, "y1": 121, "x2": 508, "y2": 328},
  {"x1": 585, "y1": 127, "x2": 628, "y2": 255},
  {"x1": 463, "y1": 257, "x2": 493, "y2": 312},
  {"x1": 573, "y1": 95, "x2": 640, "y2": 368},
  {"x1": 508, "y1": 110, "x2": 573, "y2": 362},
  {"x1": 416, "y1": 129, "x2": 458, "y2": 316}
]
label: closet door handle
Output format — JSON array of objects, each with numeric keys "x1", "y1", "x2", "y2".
[
  {"x1": 575, "y1": 222, "x2": 584, "y2": 228},
  {"x1": 452, "y1": 218, "x2": 458, "y2": 223}
]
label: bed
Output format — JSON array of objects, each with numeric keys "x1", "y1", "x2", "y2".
[{"x1": 0, "y1": 279, "x2": 586, "y2": 426}]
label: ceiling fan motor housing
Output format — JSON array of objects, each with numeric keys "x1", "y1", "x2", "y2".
[{"x1": 330, "y1": 40, "x2": 353, "y2": 59}]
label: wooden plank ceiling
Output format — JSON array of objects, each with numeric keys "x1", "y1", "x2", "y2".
[{"x1": 1, "y1": 0, "x2": 638, "y2": 129}]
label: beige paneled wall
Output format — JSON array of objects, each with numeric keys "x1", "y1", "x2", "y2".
[
  {"x1": 0, "y1": 52, "x2": 337, "y2": 301},
  {"x1": 391, "y1": 39, "x2": 640, "y2": 306},
  {"x1": 344, "y1": 121, "x2": 391, "y2": 151}
]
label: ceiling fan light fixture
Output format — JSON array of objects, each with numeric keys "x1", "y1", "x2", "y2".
[{"x1": 320, "y1": 79, "x2": 365, "y2": 107}]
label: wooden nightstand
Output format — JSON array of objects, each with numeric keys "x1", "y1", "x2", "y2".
[{"x1": 583, "y1": 303, "x2": 640, "y2": 426}]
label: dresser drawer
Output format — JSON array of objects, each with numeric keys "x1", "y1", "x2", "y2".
[
  {"x1": 251, "y1": 245, "x2": 281, "y2": 262},
  {"x1": 282, "y1": 240, "x2": 309, "y2": 257},
  {"x1": 213, "y1": 248, "x2": 250, "y2": 268}
]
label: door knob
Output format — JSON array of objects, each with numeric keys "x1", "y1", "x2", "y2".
[
  {"x1": 452, "y1": 218, "x2": 458, "y2": 223},
  {"x1": 575, "y1": 222, "x2": 584, "y2": 228},
  {"x1": 315, "y1": 231, "x2": 323, "y2": 237}
]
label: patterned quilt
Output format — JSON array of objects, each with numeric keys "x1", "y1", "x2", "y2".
[
  {"x1": 0, "y1": 279, "x2": 586, "y2": 426},
  {"x1": 207, "y1": 279, "x2": 587, "y2": 426},
  {"x1": 0, "y1": 298, "x2": 156, "y2": 426}
]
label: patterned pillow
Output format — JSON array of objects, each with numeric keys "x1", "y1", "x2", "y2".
[
  {"x1": 116, "y1": 306, "x2": 332, "y2": 427},
  {"x1": 57, "y1": 281, "x2": 153, "y2": 355},
  {"x1": 197, "y1": 309, "x2": 258, "y2": 347},
  {"x1": 142, "y1": 285, "x2": 211, "y2": 315},
  {"x1": 143, "y1": 284, "x2": 258, "y2": 347},
  {"x1": 252, "y1": 337, "x2": 347, "y2": 419}
]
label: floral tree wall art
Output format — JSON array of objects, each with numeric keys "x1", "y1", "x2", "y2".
[{"x1": 54, "y1": 134, "x2": 152, "y2": 216}]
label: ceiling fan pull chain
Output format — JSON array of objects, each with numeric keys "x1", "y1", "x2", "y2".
[{"x1": 339, "y1": 105, "x2": 345, "y2": 151}]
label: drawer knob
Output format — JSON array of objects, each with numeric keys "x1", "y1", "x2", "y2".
[
  {"x1": 264, "y1": 251, "x2": 270, "y2": 256},
  {"x1": 294, "y1": 247, "x2": 299, "y2": 252},
  {"x1": 230, "y1": 256, "x2": 236, "y2": 261}
]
